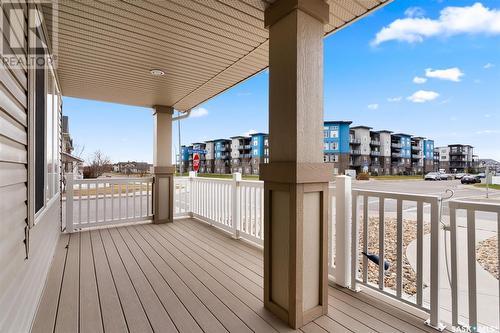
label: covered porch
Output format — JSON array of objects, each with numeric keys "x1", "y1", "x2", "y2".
[{"x1": 32, "y1": 218, "x2": 443, "y2": 333}]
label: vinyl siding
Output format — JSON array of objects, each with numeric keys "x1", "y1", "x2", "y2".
[{"x1": 0, "y1": 5, "x2": 61, "y2": 333}]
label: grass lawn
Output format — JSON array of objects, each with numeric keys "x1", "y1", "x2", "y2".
[
  {"x1": 175, "y1": 173, "x2": 260, "y2": 181},
  {"x1": 371, "y1": 175, "x2": 424, "y2": 180},
  {"x1": 474, "y1": 184, "x2": 500, "y2": 190}
]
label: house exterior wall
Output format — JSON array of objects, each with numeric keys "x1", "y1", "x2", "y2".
[{"x1": 0, "y1": 5, "x2": 62, "y2": 332}]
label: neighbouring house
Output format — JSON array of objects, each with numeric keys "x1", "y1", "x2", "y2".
[
  {"x1": 113, "y1": 161, "x2": 153, "y2": 175},
  {"x1": 61, "y1": 116, "x2": 84, "y2": 179}
]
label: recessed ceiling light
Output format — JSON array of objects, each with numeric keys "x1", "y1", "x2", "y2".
[{"x1": 150, "y1": 69, "x2": 165, "y2": 76}]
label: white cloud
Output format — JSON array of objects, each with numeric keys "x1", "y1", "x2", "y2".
[
  {"x1": 425, "y1": 67, "x2": 464, "y2": 82},
  {"x1": 407, "y1": 90, "x2": 440, "y2": 103},
  {"x1": 190, "y1": 107, "x2": 209, "y2": 118},
  {"x1": 244, "y1": 129, "x2": 257, "y2": 137},
  {"x1": 484, "y1": 62, "x2": 495, "y2": 69},
  {"x1": 404, "y1": 7, "x2": 426, "y2": 18},
  {"x1": 485, "y1": 113, "x2": 492, "y2": 118},
  {"x1": 413, "y1": 76, "x2": 427, "y2": 84},
  {"x1": 372, "y1": 3, "x2": 500, "y2": 46},
  {"x1": 367, "y1": 103, "x2": 379, "y2": 110},
  {"x1": 387, "y1": 96, "x2": 402, "y2": 102}
]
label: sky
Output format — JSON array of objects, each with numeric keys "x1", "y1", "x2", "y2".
[{"x1": 63, "y1": 0, "x2": 500, "y2": 163}]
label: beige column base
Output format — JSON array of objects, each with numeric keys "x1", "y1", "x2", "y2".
[
  {"x1": 153, "y1": 166, "x2": 175, "y2": 224},
  {"x1": 261, "y1": 162, "x2": 332, "y2": 328}
]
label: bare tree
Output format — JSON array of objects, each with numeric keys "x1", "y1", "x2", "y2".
[
  {"x1": 73, "y1": 143, "x2": 85, "y2": 158},
  {"x1": 85, "y1": 150, "x2": 111, "y2": 178}
]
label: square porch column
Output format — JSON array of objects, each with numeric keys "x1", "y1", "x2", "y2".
[
  {"x1": 153, "y1": 105, "x2": 174, "y2": 224},
  {"x1": 261, "y1": 0, "x2": 331, "y2": 328}
]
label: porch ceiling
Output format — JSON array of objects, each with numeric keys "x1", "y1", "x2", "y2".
[{"x1": 42, "y1": 0, "x2": 390, "y2": 111}]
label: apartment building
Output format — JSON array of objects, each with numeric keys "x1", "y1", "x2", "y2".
[
  {"x1": 180, "y1": 122, "x2": 476, "y2": 176},
  {"x1": 250, "y1": 133, "x2": 269, "y2": 175},
  {"x1": 231, "y1": 136, "x2": 252, "y2": 174},
  {"x1": 411, "y1": 137, "x2": 425, "y2": 174},
  {"x1": 323, "y1": 121, "x2": 351, "y2": 174},
  {"x1": 214, "y1": 139, "x2": 231, "y2": 174},
  {"x1": 449, "y1": 144, "x2": 475, "y2": 173},
  {"x1": 423, "y1": 139, "x2": 435, "y2": 172},
  {"x1": 391, "y1": 133, "x2": 412, "y2": 175},
  {"x1": 372, "y1": 130, "x2": 392, "y2": 175}
]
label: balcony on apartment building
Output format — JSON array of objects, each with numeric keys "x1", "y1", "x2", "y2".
[
  {"x1": 370, "y1": 140, "x2": 381, "y2": 146},
  {"x1": 349, "y1": 137, "x2": 361, "y2": 144},
  {"x1": 411, "y1": 145, "x2": 422, "y2": 151},
  {"x1": 392, "y1": 152, "x2": 402, "y2": 158},
  {"x1": 350, "y1": 149, "x2": 362, "y2": 155},
  {"x1": 370, "y1": 151, "x2": 381, "y2": 156},
  {"x1": 412, "y1": 154, "x2": 421, "y2": 159},
  {"x1": 391, "y1": 142, "x2": 403, "y2": 149}
]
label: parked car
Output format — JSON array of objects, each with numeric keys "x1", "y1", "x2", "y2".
[
  {"x1": 425, "y1": 172, "x2": 440, "y2": 181},
  {"x1": 477, "y1": 173, "x2": 486, "y2": 179},
  {"x1": 438, "y1": 172, "x2": 451, "y2": 180},
  {"x1": 461, "y1": 174, "x2": 481, "y2": 184},
  {"x1": 455, "y1": 173, "x2": 466, "y2": 179}
]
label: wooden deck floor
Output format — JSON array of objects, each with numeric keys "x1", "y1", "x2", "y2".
[{"x1": 32, "y1": 218, "x2": 448, "y2": 333}]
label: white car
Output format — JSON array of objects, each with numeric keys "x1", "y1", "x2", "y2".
[{"x1": 425, "y1": 172, "x2": 440, "y2": 181}]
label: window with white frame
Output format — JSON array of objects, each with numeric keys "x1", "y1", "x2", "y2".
[{"x1": 34, "y1": 58, "x2": 61, "y2": 215}]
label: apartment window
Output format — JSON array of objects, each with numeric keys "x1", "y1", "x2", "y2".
[
  {"x1": 329, "y1": 130, "x2": 338, "y2": 138},
  {"x1": 331, "y1": 142, "x2": 338, "y2": 150},
  {"x1": 324, "y1": 143, "x2": 328, "y2": 150},
  {"x1": 324, "y1": 130, "x2": 329, "y2": 138},
  {"x1": 331, "y1": 154, "x2": 339, "y2": 162}
]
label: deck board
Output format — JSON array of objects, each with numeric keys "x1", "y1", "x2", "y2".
[
  {"x1": 79, "y1": 231, "x2": 103, "y2": 333},
  {"x1": 33, "y1": 218, "x2": 452, "y2": 333}
]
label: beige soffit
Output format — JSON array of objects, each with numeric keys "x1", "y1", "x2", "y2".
[{"x1": 42, "y1": 0, "x2": 391, "y2": 111}]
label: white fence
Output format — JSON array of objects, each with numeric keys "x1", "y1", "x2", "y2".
[
  {"x1": 449, "y1": 200, "x2": 500, "y2": 332},
  {"x1": 174, "y1": 173, "x2": 264, "y2": 245},
  {"x1": 65, "y1": 172, "x2": 500, "y2": 331},
  {"x1": 349, "y1": 188, "x2": 443, "y2": 330},
  {"x1": 66, "y1": 175, "x2": 153, "y2": 232}
]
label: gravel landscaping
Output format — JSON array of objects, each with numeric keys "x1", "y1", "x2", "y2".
[
  {"x1": 358, "y1": 216, "x2": 430, "y2": 296},
  {"x1": 477, "y1": 236, "x2": 499, "y2": 279}
]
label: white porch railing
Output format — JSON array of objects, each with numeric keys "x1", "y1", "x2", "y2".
[
  {"x1": 348, "y1": 187, "x2": 444, "y2": 330},
  {"x1": 174, "y1": 173, "x2": 264, "y2": 246},
  {"x1": 448, "y1": 200, "x2": 500, "y2": 332},
  {"x1": 65, "y1": 175, "x2": 153, "y2": 232}
]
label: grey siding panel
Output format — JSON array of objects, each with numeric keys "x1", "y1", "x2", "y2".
[
  {"x1": 0, "y1": 63, "x2": 27, "y2": 108},
  {"x1": 0, "y1": 109, "x2": 27, "y2": 144},
  {"x1": 0, "y1": 200, "x2": 60, "y2": 333},
  {"x1": 0, "y1": 135, "x2": 27, "y2": 163},
  {"x1": 0, "y1": 4, "x2": 61, "y2": 333},
  {"x1": 0, "y1": 84, "x2": 27, "y2": 126},
  {"x1": 0, "y1": 162, "x2": 26, "y2": 187}
]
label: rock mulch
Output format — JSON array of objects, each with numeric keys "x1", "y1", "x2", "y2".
[
  {"x1": 357, "y1": 216, "x2": 430, "y2": 296},
  {"x1": 477, "y1": 236, "x2": 499, "y2": 279}
]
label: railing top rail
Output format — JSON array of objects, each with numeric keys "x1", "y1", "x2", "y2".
[
  {"x1": 190, "y1": 177, "x2": 233, "y2": 183},
  {"x1": 352, "y1": 189, "x2": 440, "y2": 203},
  {"x1": 449, "y1": 199, "x2": 500, "y2": 213},
  {"x1": 74, "y1": 177, "x2": 153, "y2": 184}
]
